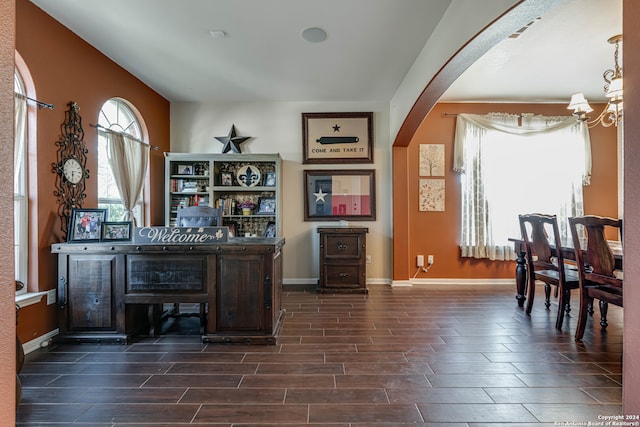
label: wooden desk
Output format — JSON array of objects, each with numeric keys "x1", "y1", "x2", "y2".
[
  {"x1": 52, "y1": 237, "x2": 285, "y2": 344},
  {"x1": 510, "y1": 237, "x2": 622, "y2": 307}
]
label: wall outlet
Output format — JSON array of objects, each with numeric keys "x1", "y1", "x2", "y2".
[
  {"x1": 366, "y1": 255, "x2": 371, "y2": 264},
  {"x1": 46, "y1": 288, "x2": 56, "y2": 305},
  {"x1": 427, "y1": 255, "x2": 434, "y2": 265},
  {"x1": 416, "y1": 255, "x2": 424, "y2": 267}
]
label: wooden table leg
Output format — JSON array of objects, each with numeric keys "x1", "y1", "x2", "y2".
[{"x1": 515, "y1": 250, "x2": 527, "y2": 307}]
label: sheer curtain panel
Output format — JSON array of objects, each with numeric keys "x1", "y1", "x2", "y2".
[{"x1": 454, "y1": 113, "x2": 591, "y2": 260}]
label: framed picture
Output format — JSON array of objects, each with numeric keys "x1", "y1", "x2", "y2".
[
  {"x1": 101, "y1": 221, "x2": 133, "y2": 241},
  {"x1": 220, "y1": 172, "x2": 233, "y2": 186},
  {"x1": 177, "y1": 163, "x2": 193, "y2": 175},
  {"x1": 223, "y1": 220, "x2": 239, "y2": 238},
  {"x1": 68, "y1": 208, "x2": 108, "y2": 242},
  {"x1": 304, "y1": 170, "x2": 376, "y2": 221},
  {"x1": 263, "y1": 221, "x2": 276, "y2": 238},
  {"x1": 302, "y1": 112, "x2": 373, "y2": 164},
  {"x1": 264, "y1": 171, "x2": 276, "y2": 187},
  {"x1": 257, "y1": 198, "x2": 276, "y2": 214}
]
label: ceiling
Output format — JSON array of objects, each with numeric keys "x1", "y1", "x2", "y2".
[{"x1": 29, "y1": 0, "x2": 622, "y2": 105}]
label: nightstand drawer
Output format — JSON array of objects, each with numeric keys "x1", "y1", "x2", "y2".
[
  {"x1": 323, "y1": 265, "x2": 363, "y2": 288},
  {"x1": 324, "y1": 234, "x2": 362, "y2": 258}
]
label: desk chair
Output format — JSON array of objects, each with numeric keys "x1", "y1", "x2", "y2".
[
  {"x1": 519, "y1": 213, "x2": 580, "y2": 330},
  {"x1": 568, "y1": 215, "x2": 623, "y2": 341},
  {"x1": 162, "y1": 206, "x2": 223, "y2": 333}
]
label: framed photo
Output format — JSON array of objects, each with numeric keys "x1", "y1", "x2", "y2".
[
  {"x1": 177, "y1": 163, "x2": 194, "y2": 175},
  {"x1": 302, "y1": 112, "x2": 373, "y2": 164},
  {"x1": 101, "y1": 221, "x2": 132, "y2": 242},
  {"x1": 264, "y1": 171, "x2": 276, "y2": 187},
  {"x1": 263, "y1": 221, "x2": 276, "y2": 238},
  {"x1": 223, "y1": 220, "x2": 239, "y2": 238},
  {"x1": 257, "y1": 198, "x2": 276, "y2": 214},
  {"x1": 68, "y1": 208, "x2": 108, "y2": 242},
  {"x1": 220, "y1": 172, "x2": 233, "y2": 186},
  {"x1": 304, "y1": 170, "x2": 376, "y2": 221}
]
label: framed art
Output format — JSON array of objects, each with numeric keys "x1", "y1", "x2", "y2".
[
  {"x1": 302, "y1": 112, "x2": 373, "y2": 164},
  {"x1": 263, "y1": 171, "x2": 276, "y2": 187},
  {"x1": 68, "y1": 208, "x2": 108, "y2": 242},
  {"x1": 101, "y1": 221, "x2": 133, "y2": 241},
  {"x1": 304, "y1": 169, "x2": 376, "y2": 221},
  {"x1": 257, "y1": 198, "x2": 276, "y2": 214},
  {"x1": 177, "y1": 163, "x2": 194, "y2": 175},
  {"x1": 223, "y1": 220, "x2": 239, "y2": 238},
  {"x1": 220, "y1": 172, "x2": 233, "y2": 186},
  {"x1": 263, "y1": 221, "x2": 276, "y2": 238}
]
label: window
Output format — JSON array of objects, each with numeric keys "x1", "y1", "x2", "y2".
[
  {"x1": 454, "y1": 113, "x2": 591, "y2": 260},
  {"x1": 14, "y1": 70, "x2": 28, "y2": 294},
  {"x1": 97, "y1": 99, "x2": 144, "y2": 225}
]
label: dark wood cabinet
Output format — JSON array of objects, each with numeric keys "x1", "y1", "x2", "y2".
[
  {"x1": 52, "y1": 238, "x2": 285, "y2": 344},
  {"x1": 317, "y1": 227, "x2": 368, "y2": 293}
]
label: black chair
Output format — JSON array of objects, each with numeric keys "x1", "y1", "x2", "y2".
[
  {"x1": 568, "y1": 215, "x2": 623, "y2": 341},
  {"x1": 519, "y1": 213, "x2": 580, "y2": 329}
]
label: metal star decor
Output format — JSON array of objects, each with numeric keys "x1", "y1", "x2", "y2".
[{"x1": 215, "y1": 124, "x2": 251, "y2": 153}]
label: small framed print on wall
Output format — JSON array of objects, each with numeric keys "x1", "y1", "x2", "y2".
[
  {"x1": 302, "y1": 112, "x2": 373, "y2": 164},
  {"x1": 304, "y1": 169, "x2": 376, "y2": 221}
]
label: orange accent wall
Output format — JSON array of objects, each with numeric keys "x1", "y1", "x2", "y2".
[
  {"x1": 15, "y1": 0, "x2": 170, "y2": 344},
  {"x1": 394, "y1": 102, "x2": 618, "y2": 281}
]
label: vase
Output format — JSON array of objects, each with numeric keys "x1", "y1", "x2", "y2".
[{"x1": 242, "y1": 207, "x2": 251, "y2": 216}]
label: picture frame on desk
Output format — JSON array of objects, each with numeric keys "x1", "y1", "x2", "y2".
[
  {"x1": 263, "y1": 221, "x2": 276, "y2": 238},
  {"x1": 223, "y1": 220, "x2": 239, "y2": 238},
  {"x1": 220, "y1": 172, "x2": 233, "y2": 186},
  {"x1": 101, "y1": 221, "x2": 133, "y2": 242},
  {"x1": 68, "y1": 208, "x2": 108, "y2": 242}
]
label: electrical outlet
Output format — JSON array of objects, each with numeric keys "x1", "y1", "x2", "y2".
[
  {"x1": 46, "y1": 289, "x2": 56, "y2": 305},
  {"x1": 366, "y1": 255, "x2": 372, "y2": 264},
  {"x1": 416, "y1": 255, "x2": 424, "y2": 267},
  {"x1": 427, "y1": 255, "x2": 434, "y2": 265}
]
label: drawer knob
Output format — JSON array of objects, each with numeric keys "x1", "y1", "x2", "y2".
[
  {"x1": 339, "y1": 272, "x2": 349, "y2": 277},
  {"x1": 337, "y1": 243, "x2": 348, "y2": 251}
]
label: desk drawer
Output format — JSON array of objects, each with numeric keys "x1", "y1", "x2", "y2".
[{"x1": 323, "y1": 235, "x2": 363, "y2": 259}]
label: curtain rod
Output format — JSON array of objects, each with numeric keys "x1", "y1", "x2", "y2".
[
  {"x1": 444, "y1": 112, "x2": 525, "y2": 118},
  {"x1": 15, "y1": 93, "x2": 54, "y2": 110},
  {"x1": 91, "y1": 124, "x2": 159, "y2": 151}
]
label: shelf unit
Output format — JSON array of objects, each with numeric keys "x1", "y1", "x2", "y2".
[{"x1": 165, "y1": 153, "x2": 281, "y2": 237}]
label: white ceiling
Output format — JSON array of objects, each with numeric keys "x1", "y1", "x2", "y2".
[{"x1": 29, "y1": 0, "x2": 622, "y2": 105}]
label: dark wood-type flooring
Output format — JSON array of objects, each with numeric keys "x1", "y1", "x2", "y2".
[{"x1": 17, "y1": 284, "x2": 623, "y2": 426}]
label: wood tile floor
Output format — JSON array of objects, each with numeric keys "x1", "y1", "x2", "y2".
[{"x1": 17, "y1": 284, "x2": 623, "y2": 426}]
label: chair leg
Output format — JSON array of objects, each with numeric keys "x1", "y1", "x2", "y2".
[
  {"x1": 575, "y1": 292, "x2": 593, "y2": 341},
  {"x1": 555, "y1": 287, "x2": 567, "y2": 330},
  {"x1": 599, "y1": 300, "x2": 609, "y2": 328},
  {"x1": 525, "y1": 275, "x2": 536, "y2": 315},
  {"x1": 564, "y1": 289, "x2": 571, "y2": 314},
  {"x1": 544, "y1": 283, "x2": 551, "y2": 309},
  {"x1": 588, "y1": 300, "x2": 594, "y2": 316}
]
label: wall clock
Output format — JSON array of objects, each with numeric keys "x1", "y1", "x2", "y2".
[{"x1": 52, "y1": 102, "x2": 89, "y2": 240}]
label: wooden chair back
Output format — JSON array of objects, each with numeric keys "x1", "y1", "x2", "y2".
[
  {"x1": 568, "y1": 215, "x2": 622, "y2": 290},
  {"x1": 175, "y1": 206, "x2": 223, "y2": 227},
  {"x1": 518, "y1": 213, "x2": 565, "y2": 276}
]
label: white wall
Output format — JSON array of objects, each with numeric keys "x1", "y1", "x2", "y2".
[{"x1": 170, "y1": 101, "x2": 392, "y2": 285}]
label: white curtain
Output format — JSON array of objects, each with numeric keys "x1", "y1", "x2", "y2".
[
  {"x1": 105, "y1": 131, "x2": 149, "y2": 225},
  {"x1": 454, "y1": 113, "x2": 591, "y2": 260},
  {"x1": 14, "y1": 94, "x2": 27, "y2": 192}
]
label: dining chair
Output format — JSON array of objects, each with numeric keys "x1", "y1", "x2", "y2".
[
  {"x1": 518, "y1": 213, "x2": 580, "y2": 329},
  {"x1": 568, "y1": 215, "x2": 623, "y2": 341},
  {"x1": 162, "y1": 205, "x2": 223, "y2": 333}
]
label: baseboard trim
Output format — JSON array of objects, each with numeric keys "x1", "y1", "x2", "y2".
[
  {"x1": 22, "y1": 328, "x2": 59, "y2": 355},
  {"x1": 409, "y1": 278, "x2": 515, "y2": 286}
]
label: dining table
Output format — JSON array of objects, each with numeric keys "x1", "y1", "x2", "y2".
[{"x1": 509, "y1": 237, "x2": 623, "y2": 307}]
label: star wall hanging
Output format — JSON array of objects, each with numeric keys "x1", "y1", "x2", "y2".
[{"x1": 215, "y1": 124, "x2": 251, "y2": 153}]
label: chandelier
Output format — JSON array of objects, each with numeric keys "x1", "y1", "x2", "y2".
[{"x1": 568, "y1": 34, "x2": 623, "y2": 128}]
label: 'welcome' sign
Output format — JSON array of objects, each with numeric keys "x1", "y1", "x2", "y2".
[{"x1": 134, "y1": 227, "x2": 228, "y2": 244}]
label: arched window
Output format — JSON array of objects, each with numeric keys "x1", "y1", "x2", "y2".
[
  {"x1": 14, "y1": 69, "x2": 28, "y2": 294},
  {"x1": 97, "y1": 99, "x2": 145, "y2": 225}
]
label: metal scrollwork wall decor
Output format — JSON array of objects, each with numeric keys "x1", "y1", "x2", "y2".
[{"x1": 52, "y1": 102, "x2": 90, "y2": 240}]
